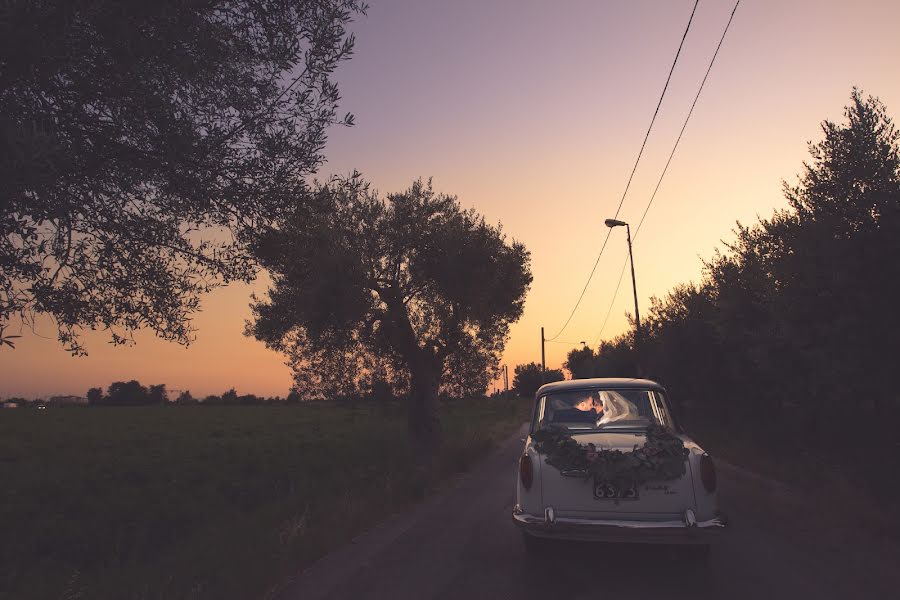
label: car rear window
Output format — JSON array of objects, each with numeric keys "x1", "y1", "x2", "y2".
[{"x1": 534, "y1": 388, "x2": 671, "y2": 431}]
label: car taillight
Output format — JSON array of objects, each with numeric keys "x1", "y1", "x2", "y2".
[
  {"x1": 519, "y1": 454, "x2": 533, "y2": 490},
  {"x1": 700, "y1": 453, "x2": 717, "y2": 493}
]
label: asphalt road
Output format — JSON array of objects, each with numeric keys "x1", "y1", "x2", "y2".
[{"x1": 279, "y1": 424, "x2": 900, "y2": 600}]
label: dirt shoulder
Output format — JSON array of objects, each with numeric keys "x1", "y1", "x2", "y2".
[{"x1": 717, "y1": 458, "x2": 900, "y2": 592}]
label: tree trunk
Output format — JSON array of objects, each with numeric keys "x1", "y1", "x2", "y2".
[{"x1": 408, "y1": 359, "x2": 442, "y2": 456}]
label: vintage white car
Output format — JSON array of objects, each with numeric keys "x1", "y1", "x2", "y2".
[{"x1": 512, "y1": 378, "x2": 725, "y2": 555}]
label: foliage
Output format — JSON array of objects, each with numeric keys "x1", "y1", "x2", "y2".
[
  {"x1": 532, "y1": 425, "x2": 689, "y2": 485},
  {"x1": 440, "y1": 333, "x2": 499, "y2": 399},
  {"x1": 175, "y1": 390, "x2": 196, "y2": 405},
  {"x1": 86, "y1": 387, "x2": 103, "y2": 405},
  {"x1": 196, "y1": 388, "x2": 263, "y2": 405},
  {"x1": 105, "y1": 380, "x2": 149, "y2": 405},
  {"x1": 248, "y1": 177, "x2": 532, "y2": 447},
  {"x1": 511, "y1": 362, "x2": 564, "y2": 397},
  {"x1": 564, "y1": 346, "x2": 597, "y2": 379},
  {"x1": 564, "y1": 340, "x2": 638, "y2": 380},
  {"x1": 0, "y1": 324, "x2": 21, "y2": 349},
  {"x1": 592, "y1": 89, "x2": 900, "y2": 441},
  {"x1": 368, "y1": 376, "x2": 395, "y2": 403},
  {"x1": 0, "y1": 0, "x2": 366, "y2": 354},
  {"x1": 265, "y1": 332, "x2": 404, "y2": 402},
  {"x1": 86, "y1": 380, "x2": 170, "y2": 405},
  {"x1": 148, "y1": 384, "x2": 167, "y2": 404},
  {"x1": 221, "y1": 388, "x2": 239, "y2": 405},
  {"x1": 0, "y1": 398, "x2": 531, "y2": 600},
  {"x1": 239, "y1": 394, "x2": 263, "y2": 405}
]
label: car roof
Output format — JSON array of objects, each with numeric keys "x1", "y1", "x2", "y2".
[{"x1": 535, "y1": 378, "x2": 665, "y2": 398}]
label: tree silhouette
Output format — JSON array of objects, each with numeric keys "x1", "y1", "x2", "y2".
[
  {"x1": 564, "y1": 346, "x2": 598, "y2": 379},
  {"x1": 1, "y1": 0, "x2": 365, "y2": 353},
  {"x1": 221, "y1": 388, "x2": 239, "y2": 405},
  {"x1": 564, "y1": 337, "x2": 638, "y2": 381},
  {"x1": 105, "y1": 380, "x2": 148, "y2": 405},
  {"x1": 512, "y1": 363, "x2": 564, "y2": 397},
  {"x1": 175, "y1": 390, "x2": 196, "y2": 405},
  {"x1": 147, "y1": 384, "x2": 167, "y2": 405},
  {"x1": 248, "y1": 178, "x2": 532, "y2": 451},
  {"x1": 595, "y1": 89, "x2": 900, "y2": 440},
  {"x1": 86, "y1": 387, "x2": 103, "y2": 405}
]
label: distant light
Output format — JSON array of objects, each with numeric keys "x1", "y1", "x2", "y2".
[{"x1": 605, "y1": 218, "x2": 627, "y2": 228}]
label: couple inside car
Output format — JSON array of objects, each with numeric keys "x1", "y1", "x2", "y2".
[{"x1": 549, "y1": 389, "x2": 642, "y2": 426}]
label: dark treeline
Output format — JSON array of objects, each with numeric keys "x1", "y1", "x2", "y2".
[
  {"x1": 4, "y1": 379, "x2": 500, "y2": 408},
  {"x1": 84, "y1": 382, "x2": 296, "y2": 406},
  {"x1": 566, "y1": 90, "x2": 900, "y2": 447}
]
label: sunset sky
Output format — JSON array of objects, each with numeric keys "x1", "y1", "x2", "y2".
[{"x1": 3, "y1": 0, "x2": 900, "y2": 399}]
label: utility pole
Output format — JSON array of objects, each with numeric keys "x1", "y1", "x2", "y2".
[
  {"x1": 605, "y1": 218, "x2": 643, "y2": 374},
  {"x1": 503, "y1": 365, "x2": 509, "y2": 401},
  {"x1": 625, "y1": 223, "x2": 642, "y2": 352},
  {"x1": 541, "y1": 326, "x2": 546, "y2": 383}
]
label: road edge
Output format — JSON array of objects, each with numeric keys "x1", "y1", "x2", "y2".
[{"x1": 272, "y1": 422, "x2": 529, "y2": 600}]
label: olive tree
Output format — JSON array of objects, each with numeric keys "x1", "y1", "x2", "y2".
[
  {"x1": 248, "y1": 178, "x2": 532, "y2": 450},
  {"x1": 0, "y1": 0, "x2": 365, "y2": 353}
]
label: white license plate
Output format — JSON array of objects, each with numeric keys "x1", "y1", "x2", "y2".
[{"x1": 593, "y1": 479, "x2": 639, "y2": 500}]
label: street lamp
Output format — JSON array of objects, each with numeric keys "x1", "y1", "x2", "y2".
[{"x1": 605, "y1": 218, "x2": 642, "y2": 363}]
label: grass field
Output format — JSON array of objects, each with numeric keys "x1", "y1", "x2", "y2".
[{"x1": 0, "y1": 398, "x2": 531, "y2": 600}]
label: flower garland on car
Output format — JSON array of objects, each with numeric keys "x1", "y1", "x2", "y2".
[{"x1": 531, "y1": 424, "x2": 689, "y2": 485}]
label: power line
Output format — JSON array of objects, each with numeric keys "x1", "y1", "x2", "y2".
[
  {"x1": 545, "y1": 0, "x2": 700, "y2": 342},
  {"x1": 546, "y1": 339, "x2": 584, "y2": 345},
  {"x1": 592, "y1": 255, "x2": 630, "y2": 345},
  {"x1": 635, "y1": 0, "x2": 740, "y2": 236},
  {"x1": 590, "y1": 0, "x2": 741, "y2": 347}
]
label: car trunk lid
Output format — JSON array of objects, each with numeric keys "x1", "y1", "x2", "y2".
[{"x1": 538, "y1": 430, "x2": 695, "y2": 518}]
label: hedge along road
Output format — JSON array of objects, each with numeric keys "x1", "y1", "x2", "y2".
[{"x1": 277, "y1": 423, "x2": 900, "y2": 600}]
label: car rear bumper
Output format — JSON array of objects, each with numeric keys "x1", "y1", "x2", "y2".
[{"x1": 512, "y1": 505, "x2": 726, "y2": 544}]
